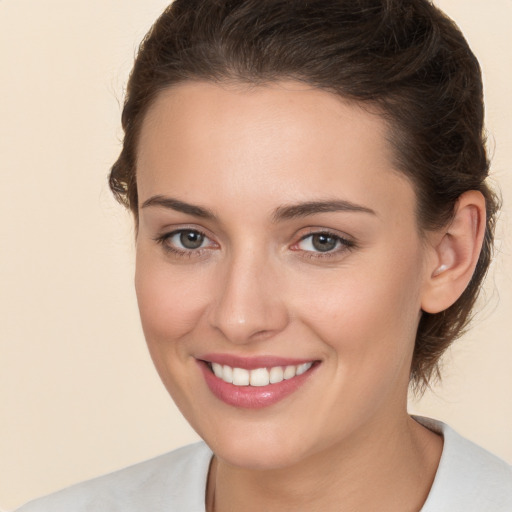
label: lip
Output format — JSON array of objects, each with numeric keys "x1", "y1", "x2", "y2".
[
  {"x1": 199, "y1": 353, "x2": 315, "y2": 370},
  {"x1": 197, "y1": 355, "x2": 320, "y2": 409}
]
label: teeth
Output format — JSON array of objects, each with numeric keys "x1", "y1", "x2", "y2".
[
  {"x1": 250, "y1": 368, "x2": 270, "y2": 387},
  {"x1": 232, "y1": 367, "x2": 250, "y2": 386},
  {"x1": 209, "y1": 362, "x2": 313, "y2": 386},
  {"x1": 222, "y1": 365, "x2": 233, "y2": 383},
  {"x1": 283, "y1": 365, "x2": 296, "y2": 380},
  {"x1": 296, "y1": 362, "x2": 312, "y2": 375},
  {"x1": 212, "y1": 362, "x2": 223, "y2": 378},
  {"x1": 269, "y1": 366, "x2": 284, "y2": 384}
]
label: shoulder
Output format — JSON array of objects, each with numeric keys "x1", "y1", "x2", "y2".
[
  {"x1": 15, "y1": 442, "x2": 212, "y2": 512},
  {"x1": 416, "y1": 417, "x2": 512, "y2": 512}
]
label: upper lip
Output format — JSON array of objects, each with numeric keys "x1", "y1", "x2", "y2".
[{"x1": 198, "y1": 353, "x2": 318, "y2": 370}]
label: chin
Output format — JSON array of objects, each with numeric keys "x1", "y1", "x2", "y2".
[
  {"x1": 215, "y1": 442, "x2": 307, "y2": 471},
  {"x1": 200, "y1": 421, "x2": 317, "y2": 471}
]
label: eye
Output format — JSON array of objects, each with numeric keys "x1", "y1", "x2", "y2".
[
  {"x1": 172, "y1": 230, "x2": 206, "y2": 250},
  {"x1": 155, "y1": 228, "x2": 216, "y2": 255},
  {"x1": 294, "y1": 231, "x2": 354, "y2": 255}
]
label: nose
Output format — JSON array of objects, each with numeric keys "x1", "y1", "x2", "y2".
[{"x1": 207, "y1": 250, "x2": 290, "y2": 344}]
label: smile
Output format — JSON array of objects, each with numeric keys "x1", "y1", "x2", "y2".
[
  {"x1": 209, "y1": 362, "x2": 314, "y2": 386},
  {"x1": 198, "y1": 356, "x2": 319, "y2": 409}
]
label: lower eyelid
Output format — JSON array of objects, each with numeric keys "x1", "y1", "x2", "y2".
[
  {"x1": 155, "y1": 229, "x2": 219, "y2": 255},
  {"x1": 155, "y1": 229, "x2": 353, "y2": 257},
  {"x1": 295, "y1": 232, "x2": 352, "y2": 250}
]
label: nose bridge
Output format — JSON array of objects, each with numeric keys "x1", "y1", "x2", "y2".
[{"x1": 208, "y1": 245, "x2": 288, "y2": 343}]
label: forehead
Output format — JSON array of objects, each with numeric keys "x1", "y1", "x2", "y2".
[
  {"x1": 139, "y1": 80, "x2": 391, "y2": 165},
  {"x1": 136, "y1": 80, "x2": 416, "y2": 222}
]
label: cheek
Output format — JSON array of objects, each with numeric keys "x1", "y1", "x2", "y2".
[
  {"x1": 134, "y1": 253, "x2": 210, "y2": 343},
  {"x1": 134, "y1": 252, "x2": 211, "y2": 411},
  {"x1": 293, "y1": 247, "x2": 424, "y2": 366}
]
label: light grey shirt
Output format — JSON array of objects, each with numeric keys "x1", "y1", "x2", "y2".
[{"x1": 15, "y1": 418, "x2": 512, "y2": 511}]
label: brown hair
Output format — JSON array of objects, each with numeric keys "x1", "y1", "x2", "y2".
[{"x1": 109, "y1": 0, "x2": 499, "y2": 391}]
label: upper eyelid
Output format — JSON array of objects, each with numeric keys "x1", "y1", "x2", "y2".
[
  {"x1": 154, "y1": 226, "x2": 355, "y2": 250},
  {"x1": 296, "y1": 234, "x2": 352, "y2": 247},
  {"x1": 299, "y1": 230, "x2": 345, "y2": 240},
  {"x1": 292, "y1": 229, "x2": 356, "y2": 254},
  {"x1": 155, "y1": 228, "x2": 213, "y2": 246},
  {"x1": 156, "y1": 225, "x2": 213, "y2": 240},
  {"x1": 295, "y1": 227, "x2": 354, "y2": 243},
  {"x1": 154, "y1": 229, "x2": 218, "y2": 258}
]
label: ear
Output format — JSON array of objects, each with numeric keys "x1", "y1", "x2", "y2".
[{"x1": 421, "y1": 190, "x2": 487, "y2": 314}]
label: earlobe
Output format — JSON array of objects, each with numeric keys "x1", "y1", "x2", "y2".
[{"x1": 421, "y1": 191, "x2": 486, "y2": 314}]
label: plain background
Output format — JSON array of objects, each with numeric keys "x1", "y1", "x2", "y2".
[{"x1": 0, "y1": 0, "x2": 511, "y2": 509}]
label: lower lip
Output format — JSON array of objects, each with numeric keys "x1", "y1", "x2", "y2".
[{"x1": 198, "y1": 361, "x2": 318, "y2": 409}]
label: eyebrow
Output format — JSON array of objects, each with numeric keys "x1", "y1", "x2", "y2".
[
  {"x1": 272, "y1": 200, "x2": 376, "y2": 221},
  {"x1": 141, "y1": 195, "x2": 216, "y2": 219},
  {"x1": 141, "y1": 195, "x2": 376, "y2": 221}
]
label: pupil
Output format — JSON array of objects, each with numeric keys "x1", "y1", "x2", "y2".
[
  {"x1": 312, "y1": 234, "x2": 337, "y2": 252},
  {"x1": 180, "y1": 231, "x2": 204, "y2": 249}
]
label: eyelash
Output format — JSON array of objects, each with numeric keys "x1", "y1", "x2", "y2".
[
  {"x1": 154, "y1": 228, "x2": 355, "y2": 259},
  {"x1": 154, "y1": 228, "x2": 214, "y2": 257},
  {"x1": 292, "y1": 230, "x2": 355, "y2": 259}
]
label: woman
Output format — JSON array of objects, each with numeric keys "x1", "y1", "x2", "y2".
[{"x1": 16, "y1": 0, "x2": 512, "y2": 510}]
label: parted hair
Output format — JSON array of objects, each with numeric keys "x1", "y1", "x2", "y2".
[{"x1": 109, "y1": 0, "x2": 499, "y2": 391}]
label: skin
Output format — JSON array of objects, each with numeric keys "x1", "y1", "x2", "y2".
[{"x1": 134, "y1": 81, "x2": 484, "y2": 511}]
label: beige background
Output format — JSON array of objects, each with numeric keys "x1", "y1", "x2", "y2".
[{"x1": 0, "y1": 0, "x2": 510, "y2": 509}]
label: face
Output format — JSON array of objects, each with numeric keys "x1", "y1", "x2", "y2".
[{"x1": 135, "y1": 81, "x2": 432, "y2": 470}]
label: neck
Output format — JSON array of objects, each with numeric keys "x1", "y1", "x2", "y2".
[{"x1": 207, "y1": 413, "x2": 442, "y2": 512}]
